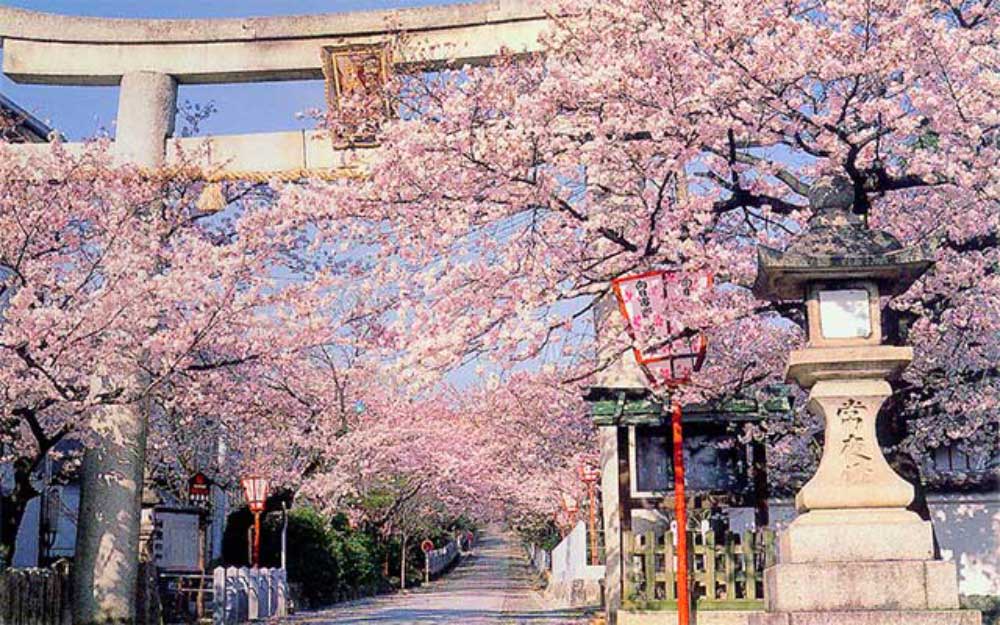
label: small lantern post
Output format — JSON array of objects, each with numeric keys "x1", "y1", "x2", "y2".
[
  {"x1": 577, "y1": 463, "x2": 601, "y2": 565},
  {"x1": 241, "y1": 475, "x2": 270, "y2": 568},
  {"x1": 612, "y1": 269, "x2": 711, "y2": 625},
  {"x1": 561, "y1": 493, "x2": 580, "y2": 527},
  {"x1": 188, "y1": 472, "x2": 212, "y2": 618}
]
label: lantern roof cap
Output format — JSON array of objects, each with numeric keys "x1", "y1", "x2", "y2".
[{"x1": 753, "y1": 176, "x2": 934, "y2": 301}]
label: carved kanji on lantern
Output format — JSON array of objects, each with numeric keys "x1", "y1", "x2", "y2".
[
  {"x1": 837, "y1": 399, "x2": 873, "y2": 483},
  {"x1": 321, "y1": 43, "x2": 394, "y2": 146}
]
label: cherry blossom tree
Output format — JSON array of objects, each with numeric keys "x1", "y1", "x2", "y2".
[
  {"x1": 0, "y1": 141, "x2": 342, "y2": 559},
  {"x1": 160, "y1": 347, "x2": 593, "y2": 570},
  {"x1": 5, "y1": 0, "x2": 997, "y2": 564},
  {"x1": 293, "y1": 0, "x2": 998, "y2": 486}
]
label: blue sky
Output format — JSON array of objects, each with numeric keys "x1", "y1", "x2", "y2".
[{"x1": 0, "y1": 0, "x2": 469, "y2": 138}]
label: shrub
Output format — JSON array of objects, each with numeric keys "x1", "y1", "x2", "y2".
[
  {"x1": 263, "y1": 507, "x2": 342, "y2": 607},
  {"x1": 962, "y1": 595, "x2": 1000, "y2": 625}
]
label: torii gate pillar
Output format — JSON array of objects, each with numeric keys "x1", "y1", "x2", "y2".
[
  {"x1": 71, "y1": 72, "x2": 177, "y2": 625},
  {"x1": 116, "y1": 71, "x2": 177, "y2": 166}
]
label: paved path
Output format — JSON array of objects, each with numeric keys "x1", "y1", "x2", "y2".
[{"x1": 289, "y1": 530, "x2": 592, "y2": 625}]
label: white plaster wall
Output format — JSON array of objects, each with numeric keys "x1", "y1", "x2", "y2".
[
  {"x1": 929, "y1": 492, "x2": 1000, "y2": 596},
  {"x1": 12, "y1": 495, "x2": 39, "y2": 567},
  {"x1": 11, "y1": 483, "x2": 80, "y2": 567},
  {"x1": 551, "y1": 521, "x2": 604, "y2": 583}
]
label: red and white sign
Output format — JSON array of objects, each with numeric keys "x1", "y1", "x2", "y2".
[
  {"x1": 421, "y1": 539, "x2": 435, "y2": 553},
  {"x1": 611, "y1": 270, "x2": 712, "y2": 387},
  {"x1": 188, "y1": 472, "x2": 211, "y2": 508}
]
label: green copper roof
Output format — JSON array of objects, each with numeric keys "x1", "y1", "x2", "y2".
[{"x1": 587, "y1": 386, "x2": 794, "y2": 427}]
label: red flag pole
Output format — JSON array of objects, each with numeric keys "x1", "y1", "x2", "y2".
[{"x1": 671, "y1": 401, "x2": 690, "y2": 625}]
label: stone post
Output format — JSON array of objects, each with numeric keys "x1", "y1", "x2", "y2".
[
  {"x1": 71, "y1": 71, "x2": 177, "y2": 625},
  {"x1": 598, "y1": 426, "x2": 622, "y2": 623},
  {"x1": 212, "y1": 567, "x2": 226, "y2": 625},
  {"x1": 245, "y1": 568, "x2": 259, "y2": 621},
  {"x1": 275, "y1": 569, "x2": 288, "y2": 617},
  {"x1": 590, "y1": 293, "x2": 646, "y2": 624},
  {"x1": 71, "y1": 379, "x2": 150, "y2": 625},
  {"x1": 115, "y1": 71, "x2": 178, "y2": 168}
]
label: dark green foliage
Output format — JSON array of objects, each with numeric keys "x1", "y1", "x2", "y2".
[
  {"x1": 222, "y1": 506, "x2": 387, "y2": 607},
  {"x1": 327, "y1": 513, "x2": 384, "y2": 590},
  {"x1": 962, "y1": 595, "x2": 1000, "y2": 625},
  {"x1": 511, "y1": 512, "x2": 561, "y2": 552},
  {"x1": 222, "y1": 503, "x2": 475, "y2": 607},
  {"x1": 262, "y1": 508, "x2": 341, "y2": 606},
  {"x1": 221, "y1": 507, "x2": 254, "y2": 567}
]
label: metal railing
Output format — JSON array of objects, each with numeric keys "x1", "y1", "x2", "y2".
[{"x1": 158, "y1": 572, "x2": 214, "y2": 624}]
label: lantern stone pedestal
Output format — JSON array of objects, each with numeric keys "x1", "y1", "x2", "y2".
[
  {"x1": 749, "y1": 347, "x2": 979, "y2": 625},
  {"x1": 749, "y1": 176, "x2": 980, "y2": 625}
]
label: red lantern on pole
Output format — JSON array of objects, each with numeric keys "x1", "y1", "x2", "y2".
[
  {"x1": 241, "y1": 476, "x2": 270, "y2": 568},
  {"x1": 611, "y1": 270, "x2": 711, "y2": 386},
  {"x1": 611, "y1": 269, "x2": 712, "y2": 625}
]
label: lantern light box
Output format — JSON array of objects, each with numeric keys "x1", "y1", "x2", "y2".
[{"x1": 805, "y1": 281, "x2": 882, "y2": 347}]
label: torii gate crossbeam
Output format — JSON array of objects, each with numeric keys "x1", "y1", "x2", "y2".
[
  {"x1": 0, "y1": 0, "x2": 547, "y2": 85},
  {"x1": 0, "y1": 1, "x2": 550, "y2": 177}
]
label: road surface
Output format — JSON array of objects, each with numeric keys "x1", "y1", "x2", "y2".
[{"x1": 289, "y1": 529, "x2": 593, "y2": 624}]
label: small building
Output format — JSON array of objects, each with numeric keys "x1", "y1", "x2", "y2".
[
  {"x1": 587, "y1": 376, "x2": 793, "y2": 624},
  {"x1": 0, "y1": 93, "x2": 53, "y2": 143}
]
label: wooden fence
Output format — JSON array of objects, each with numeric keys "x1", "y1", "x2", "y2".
[
  {"x1": 623, "y1": 528, "x2": 775, "y2": 611},
  {"x1": 0, "y1": 564, "x2": 71, "y2": 625}
]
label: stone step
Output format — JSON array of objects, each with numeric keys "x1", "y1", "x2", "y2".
[
  {"x1": 750, "y1": 609, "x2": 981, "y2": 625},
  {"x1": 764, "y1": 559, "x2": 959, "y2": 612}
]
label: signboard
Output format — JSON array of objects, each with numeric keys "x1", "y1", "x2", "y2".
[
  {"x1": 629, "y1": 426, "x2": 747, "y2": 498},
  {"x1": 188, "y1": 472, "x2": 211, "y2": 509},
  {"x1": 421, "y1": 539, "x2": 435, "y2": 554},
  {"x1": 321, "y1": 43, "x2": 393, "y2": 144},
  {"x1": 154, "y1": 510, "x2": 201, "y2": 572}
]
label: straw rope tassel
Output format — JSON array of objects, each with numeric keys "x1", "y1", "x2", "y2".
[
  {"x1": 196, "y1": 182, "x2": 227, "y2": 213},
  {"x1": 9, "y1": 165, "x2": 368, "y2": 211}
]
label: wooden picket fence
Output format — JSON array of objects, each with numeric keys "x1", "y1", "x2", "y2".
[
  {"x1": 623, "y1": 528, "x2": 776, "y2": 611},
  {"x1": 0, "y1": 564, "x2": 71, "y2": 625}
]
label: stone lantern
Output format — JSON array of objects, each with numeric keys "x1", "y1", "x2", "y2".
[{"x1": 750, "y1": 177, "x2": 979, "y2": 624}]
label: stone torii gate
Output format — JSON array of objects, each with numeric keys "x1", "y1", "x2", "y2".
[
  {"x1": 0, "y1": 2, "x2": 549, "y2": 622},
  {"x1": 0, "y1": 1, "x2": 548, "y2": 174}
]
